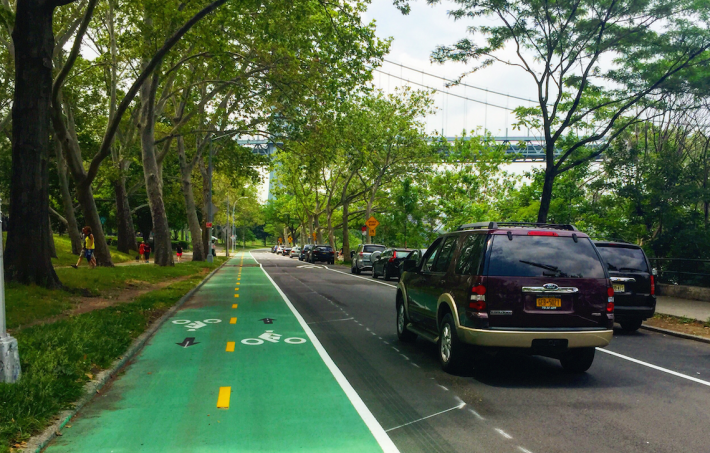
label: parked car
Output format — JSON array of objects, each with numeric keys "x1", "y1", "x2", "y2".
[
  {"x1": 398, "y1": 249, "x2": 427, "y2": 275},
  {"x1": 309, "y1": 245, "x2": 335, "y2": 264},
  {"x1": 282, "y1": 246, "x2": 292, "y2": 256},
  {"x1": 351, "y1": 244, "x2": 386, "y2": 274},
  {"x1": 290, "y1": 246, "x2": 301, "y2": 258},
  {"x1": 372, "y1": 248, "x2": 411, "y2": 280},
  {"x1": 594, "y1": 241, "x2": 656, "y2": 332},
  {"x1": 276, "y1": 245, "x2": 283, "y2": 254},
  {"x1": 397, "y1": 222, "x2": 614, "y2": 374},
  {"x1": 300, "y1": 244, "x2": 313, "y2": 261}
]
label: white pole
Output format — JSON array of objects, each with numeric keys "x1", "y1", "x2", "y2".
[{"x1": 0, "y1": 199, "x2": 21, "y2": 383}]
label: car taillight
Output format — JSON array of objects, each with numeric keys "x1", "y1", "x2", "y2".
[
  {"x1": 606, "y1": 301, "x2": 614, "y2": 312},
  {"x1": 528, "y1": 231, "x2": 558, "y2": 236},
  {"x1": 359, "y1": 252, "x2": 364, "y2": 257},
  {"x1": 472, "y1": 285, "x2": 487, "y2": 295},
  {"x1": 470, "y1": 285, "x2": 486, "y2": 303},
  {"x1": 469, "y1": 300, "x2": 486, "y2": 311},
  {"x1": 389, "y1": 251, "x2": 397, "y2": 263},
  {"x1": 607, "y1": 286, "x2": 614, "y2": 304},
  {"x1": 650, "y1": 275, "x2": 655, "y2": 295}
]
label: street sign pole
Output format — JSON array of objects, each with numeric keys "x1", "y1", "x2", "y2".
[{"x1": 0, "y1": 200, "x2": 21, "y2": 383}]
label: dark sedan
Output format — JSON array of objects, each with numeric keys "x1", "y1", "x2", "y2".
[
  {"x1": 299, "y1": 244, "x2": 313, "y2": 261},
  {"x1": 372, "y1": 248, "x2": 411, "y2": 280},
  {"x1": 309, "y1": 245, "x2": 335, "y2": 264}
]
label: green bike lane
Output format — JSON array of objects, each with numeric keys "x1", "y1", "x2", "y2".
[{"x1": 45, "y1": 252, "x2": 398, "y2": 453}]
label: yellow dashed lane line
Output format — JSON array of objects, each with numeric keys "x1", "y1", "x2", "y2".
[{"x1": 217, "y1": 387, "x2": 231, "y2": 408}]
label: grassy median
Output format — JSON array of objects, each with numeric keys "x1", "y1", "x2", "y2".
[{"x1": 0, "y1": 258, "x2": 225, "y2": 452}]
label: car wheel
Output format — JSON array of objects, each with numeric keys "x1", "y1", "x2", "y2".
[
  {"x1": 560, "y1": 347, "x2": 595, "y2": 373},
  {"x1": 383, "y1": 267, "x2": 389, "y2": 281},
  {"x1": 620, "y1": 318, "x2": 643, "y2": 332},
  {"x1": 397, "y1": 299, "x2": 417, "y2": 342},
  {"x1": 355, "y1": 265, "x2": 361, "y2": 275},
  {"x1": 439, "y1": 314, "x2": 465, "y2": 373},
  {"x1": 351, "y1": 265, "x2": 355, "y2": 274},
  {"x1": 372, "y1": 267, "x2": 379, "y2": 278}
]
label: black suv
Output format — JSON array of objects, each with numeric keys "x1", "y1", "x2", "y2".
[
  {"x1": 397, "y1": 222, "x2": 614, "y2": 373},
  {"x1": 594, "y1": 241, "x2": 656, "y2": 332},
  {"x1": 309, "y1": 245, "x2": 335, "y2": 264},
  {"x1": 299, "y1": 244, "x2": 313, "y2": 261}
]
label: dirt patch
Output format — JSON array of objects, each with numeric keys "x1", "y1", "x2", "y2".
[
  {"x1": 645, "y1": 314, "x2": 710, "y2": 339},
  {"x1": 15, "y1": 270, "x2": 208, "y2": 331}
]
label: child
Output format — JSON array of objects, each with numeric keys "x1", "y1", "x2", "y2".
[
  {"x1": 72, "y1": 227, "x2": 95, "y2": 269},
  {"x1": 139, "y1": 241, "x2": 146, "y2": 263},
  {"x1": 176, "y1": 244, "x2": 183, "y2": 263},
  {"x1": 144, "y1": 242, "x2": 151, "y2": 263}
]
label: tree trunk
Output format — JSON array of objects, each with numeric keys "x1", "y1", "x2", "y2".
[
  {"x1": 342, "y1": 199, "x2": 351, "y2": 262},
  {"x1": 5, "y1": 0, "x2": 62, "y2": 287},
  {"x1": 537, "y1": 165, "x2": 556, "y2": 223},
  {"x1": 199, "y1": 158, "x2": 210, "y2": 256},
  {"x1": 177, "y1": 137, "x2": 205, "y2": 261},
  {"x1": 326, "y1": 209, "x2": 335, "y2": 251},
  {"x1": 76, "y1": 181, "x2": 113, "y2": 265},
  {"x1": 314, "y1": 200, "x2": 323, "y2": 244},
  {"x1": 54, "y1": 139, "x2": 82, "y2": 255},
  {"x1": 48, "y1": 215, "x2": 57, "y2": 258},
  {"x1": 365, "y1": 190, "x2": 374, "y2": 244},
  {"x1": 140, "y1": 70, "x2": 173, "y2": 266},
  {"x1": 114, "y1": 176, "x2": 138, "y2": 253}
]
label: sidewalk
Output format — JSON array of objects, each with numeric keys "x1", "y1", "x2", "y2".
[
  {"x1": 655, "y1": 296, "x2": 710, "y2": 322},
  {"x1": 44, "y1": 252, "x2": 394, "y2": 453}
]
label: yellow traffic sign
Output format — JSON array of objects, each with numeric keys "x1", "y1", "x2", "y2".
[
  {"x1": 368, "y1": 226, "x2": 377, "y2": 237},
  {"x1": 312, "y1": 232, "x2": 317, "y2": 240},
  {"x1": 288, "y1": 236, "x2": 293, "y2": 243},
  {"x1": 366, "y1": 216, "x2": 379, "y2": 228}
]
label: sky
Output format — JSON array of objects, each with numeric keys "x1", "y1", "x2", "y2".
[{"x1": 363, "y1": 0, "x2": 541, "y2": 138}]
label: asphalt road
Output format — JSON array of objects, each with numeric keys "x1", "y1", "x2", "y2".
[{"x1": 255, "y1": 250, "x2": 710, "y2": 453}]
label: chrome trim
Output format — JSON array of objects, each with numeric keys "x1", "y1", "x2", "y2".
[
  {"x1": 522, "y1": 286, "x2": 579, "y2": 294},
  {"x1": 610, "y1": 277, "x2": 636, "y2": 283},
  {"x1": 489, "y1": 310, "x2": 513, "y2": 316}
]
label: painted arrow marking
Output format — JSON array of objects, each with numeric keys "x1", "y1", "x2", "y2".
[
  {"x1": 259, "y1": 318, "x2": 275, "y2": 324},
  {"x1": 177, "y1": 337, "x2": 199, "y2": 348}
]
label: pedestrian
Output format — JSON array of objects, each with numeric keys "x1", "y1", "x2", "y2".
[
  {"x1": 144, "y1": 242, "x2": 151, "y2": 263},
  {"x1": 211, "y1": 240, "x2": 216, "y2": 256},
  {"x1": 72, "y1": 226, "x2": 95, "y2": 269},
  {"x1": 176, "y1": 244, "x2": 183, "y2": 263},
  {"x1": 139, "y1": 241, "x2": 146, "y2": 263}
]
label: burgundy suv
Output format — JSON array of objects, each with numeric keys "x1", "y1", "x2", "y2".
[{"x1": 397, "y1": 222, "x2": 614, "y2": 373}]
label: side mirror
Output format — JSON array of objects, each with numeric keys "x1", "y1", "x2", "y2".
[
  {"x1": 371, "y1": 251, "x2": 382, "y2": 261},
  {"x1": 350, "y1": 251, "x2": 355, "y2": 259},
  {"x1": 402, "y1": 260, "x2": 417, "y2": 273}
]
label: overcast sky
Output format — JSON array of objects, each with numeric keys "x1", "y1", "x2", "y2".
[{"x1": 364, "y1": 0, "x2": 541, "y2": 138}]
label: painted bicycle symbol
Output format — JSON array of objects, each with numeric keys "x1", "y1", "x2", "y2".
[
  {"x1": 172, "y1": 319, "x2": 222, "y2": 331},
  {"x1": 241, "y1": 330, "x2": 307, "y2": 346}
]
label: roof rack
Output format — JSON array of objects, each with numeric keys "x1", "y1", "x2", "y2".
[{"x1": 457, "y1": 222, "x2": 578, "y2": 231}]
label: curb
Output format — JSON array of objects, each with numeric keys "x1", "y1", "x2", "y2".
[
  {"x1": 23, "y1": 259, "x2": 230, "y2": 453},
  {"x1": 640, "y1": 324, "x2": 710, "y2": 345}
]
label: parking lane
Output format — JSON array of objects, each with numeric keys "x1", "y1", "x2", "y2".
[{"x1": 255, "y1": 250, "x2": 710, "y2": 453}]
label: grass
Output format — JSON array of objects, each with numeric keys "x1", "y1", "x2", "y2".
[
  {"x1": 0, "y1": 259, "x2": 224, "y2": 452},
  {"x1": 50, "y1": 235, "x2": 134, "y2": 267}
]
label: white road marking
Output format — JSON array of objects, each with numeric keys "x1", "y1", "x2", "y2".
[
  {"x1": 325, "y1": 267, "x2": 398, "y2": 288},
  {"x1": 597, "y1": 348, "x2": 710, "y2": 387},
  {"x1": 250, "y1": 252, "x2": 400, "y2": 453},
  {"x1": 392, "y1": 347, "x2": 400, "y2": 352},
  {"x1": 411, "y1": 363, "x2": 420, "y2": 368},
  {"x1": 517, "y1": 447, "x2": 534, "y2": 453},
  {"x1": 437, "y1": 384, "x2": 449, "y2": 391},
  {"x1": 385, "y1": 402, "x2": 466, "y2": 432},
  {"x1": 383, "y1": 341, "x2": 390, "y2": 345},
  {"x1": 400, "y1": 354, "x2": 410, "y2": 361},
  {"x1": 378, "y1": 336, "x2": 383, "y2": 340},
  {"x1": 469, "y1": 408, "x2": 485, "y2": 420},
  {"x1": 306, "y1": 317, "x2": 354, "y2": 325},
  {"x1": 495, "y1": 428, "x2": 513, "y2": 440}
]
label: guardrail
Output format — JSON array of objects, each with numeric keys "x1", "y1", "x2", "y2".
[{"x1": 649, "y1": 258, "x2": 710, "y2": 287}]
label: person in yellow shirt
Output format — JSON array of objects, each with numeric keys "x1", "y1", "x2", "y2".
[{"x1": 71, "y1": 226, "x2": 96, "y2": 269}]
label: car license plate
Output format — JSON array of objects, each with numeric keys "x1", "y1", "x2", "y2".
[
  {"x1": 536, "y1": 297, "x2": 562, "y2": 309},
  {"x1": 613, "y1": 284, "x2": 625, "y2": 293}
]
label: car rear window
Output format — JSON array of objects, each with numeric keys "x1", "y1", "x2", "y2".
[
  {"x1": 488, "y1": 235, "x2": 606, "y2": 278},
  {"x1": 596, "y1": 246, "x2": 649, "y2": 273},
  {"x1": 364, "y1": 245, "x2": 385, "y2": 253},
  {"x1": 316, "y1": 246, "x2": 332, "y2": 251}
]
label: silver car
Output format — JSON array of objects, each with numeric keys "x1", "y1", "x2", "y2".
[
  {"x1": 351, "y1": 243, "x2": 386, "y2": 274},
  {"x1": 290, "y1": 246, "x2": 301, "y2": 258}
]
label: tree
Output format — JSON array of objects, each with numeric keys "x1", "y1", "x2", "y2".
[{"x1": 406, "y1": 0, "x2": 710, "y2": 222}]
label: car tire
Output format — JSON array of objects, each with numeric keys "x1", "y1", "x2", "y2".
[
  {"x1": 383, "y1": 267, "x2": 389, "y2": 281},
  {"x1": 372, "y1": 267, "x2": 379, "y2": 278},
  {"x1": 396, "y1": 299, "x2": 417, "y2": 342},
  {"x1": 439, "y1": 313, "x2": 465, "y2": 373},
  {"x1": 620, "y1": 318, "x2": 643, "y2": 332},
  {"x1": 351, "y1": 266, "x2": 355, "y2": 274},
  {"x1": 560, "y1": 347, "x2": 596, "y2": 373},
  {"x1": 355, "y1": 265, "x2": 361, "y2": 275}
]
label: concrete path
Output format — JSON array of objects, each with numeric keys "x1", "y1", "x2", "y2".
[
  {"x1": 656, "y1": 296, "x2": 710, "y2": 322},
  {"x1": 45, "y1": 252, "x2": 396, "y2": 452}
]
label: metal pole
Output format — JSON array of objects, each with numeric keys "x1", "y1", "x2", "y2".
[
  {"x1": 0, "y1": 199, "x2": 21, "y2": 383},
  {"x1": 207, "y1": 140, "x2": 214, "y2": 263}
]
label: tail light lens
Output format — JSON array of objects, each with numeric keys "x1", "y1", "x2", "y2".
[
  {"x1": 607, "y1": 286, "x2": 614, "y2": 305},
  {"x1": 389, "y1": 251, "x2": 397, "y2": 263},
  {"x1": 359, "y1": 252, "x2": 364, "y2": 257},
  {"x1": 528, "y1": 231, "x2": 558, "y2": 236},
  {"x1": 606, "y1": 301, "x2": 614, "y2": 312},
  {"x1": 650, "y1": 275, "x2": 655, "y2": 295},
  {"x1": 469, "y1": 300, "x2": 487, "y2": 311},
  {"x1": 472, "y1": 285, "x2": 486, "y2": 295},
  {"x1": 470, "y1": 285, "x2": 486, "y2": 303}
]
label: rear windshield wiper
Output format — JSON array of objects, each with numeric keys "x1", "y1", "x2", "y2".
[
  {"x1": 520, "y1": 260, "x2": 570, "y2": 278},
  {"x1": 618, "y1": 267, "x2": 647, "y2": 272}
]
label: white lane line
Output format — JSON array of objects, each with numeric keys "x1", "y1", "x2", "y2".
[
  {"x1": 392, "y1": 347, "x2": 400, "y2": 352},
  {"x1": 250, "y1": 252, "x2": 400, "y2": 453},
  {"x1": 437, "y1": 384, "x2": 449, "y2": 391},
  {"x1": 385, "y1": 402, "x2": 466, "y2": 432},
  {"x1": 517, "y1": 447, "x2": 533, "y2": 453},
  {"x1": 495, "y1": 428, "x2": 513, "y2": 440},
  {"x1": 597, "y1": 348, "x2": 710, "y2": 387},
  {"x1": 469, "y1": 408, "x2": 485, "y2": 420},
  {"x1": 400, "y1": 354, "x2": 410, "y2": 361},
  {"x1": 411, "y1": 363, "x2": 420, "y2": 368},
  {"x1": 306, "y1": 317, "x2": 355, "y2": 325},
  {"x1": 325, "y1": 267, "x2": 398, "y2": 288}
]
